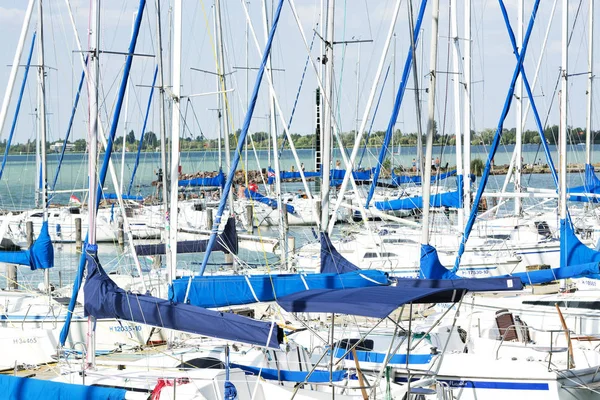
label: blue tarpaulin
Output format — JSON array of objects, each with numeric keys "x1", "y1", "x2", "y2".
[
  {"x1": 0, "y1": 375, "x2": 126, "y2": 400},
  {"x1": 135, "y1": 217, "x2": 238, "y2": 256},
  {"x1": 169, "y1": 270, "x2": 388, "y2": 308},
  {"x1": 83, "y1": 248, "x2": 281, "y2": 348},
  {"x1": 245, "y1": 189, "x2": 295, "y2": 214},
  {"x1": 374, "y1": 189, "x2": 461, "y2": 211},
  {"x1": 0, "y1": 221, "x2": 53, "y2": 270},
  {"x1": 179, "y1": 170, "x2": 225, "y2": 188}
]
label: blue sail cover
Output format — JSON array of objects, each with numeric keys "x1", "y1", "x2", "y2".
[
  {"x1": 0, "y1": 375, "x2": 126, "y2": 400},
  {"x1": 266, "y1": 168, "x2": 372, "y2": 185},
  {"x1": 169, "y1": 270, "x2": 388, "y2": 308},
  {"x1": 0, "y1": 221, "x2": 53, "y2": 270},
  {"x1": 330, "y1": 168, "x2": 374, "y2": 180},
  {"x1": 568, "y1": 164, "x2": 600, "y2": 203},
  {"x1": 508, "y1": 262, "x2": 600, "y2": 285},
  {"x1": 374, "y1": 189, "x2": 461, "y2": 211},
  {"x1": 231, "y1": 363, "x2": 346, "y2": 383},
  {"x1": 267, "y1": 168, "x2": 320, "y2": 184},
  {"x1": 83, "y1": 249, "x2": 281, "y2": 348},
  {"x1": 101, "y1": 193, "x2": 144, "y2": 201},
  {"x1": 391, "y1": 169, "x2": 457, "y2": 185},
  {"x1": 135, "y1": 217, "x2": 238, "y2": 256},
  {"x1": 245, "y1": 189, "x2": 295, "y2": 214},
  {"x1": 560, "y1": 218, "x2": 600, "y2": 268},
  {"x1": 419, "y1": 244, "x2": 460, "y2": 279},
  {"x1": 179, "y1": 170, "x2": 225, "y2": 188},
  {"x1": 320, "y1": 232, "x2": 360, "y2": 274}
]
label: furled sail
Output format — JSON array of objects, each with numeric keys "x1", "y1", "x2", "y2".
[
  {"x1": 135, "y1": 217, "x2": 238, "y2": 256},
  {"x1": 0, "y1": 221, "x2": 53, "y2": 270},
  {"x1": 179, "y1": 170, "x2": 225, "y2": 188},
  {"x1": 169, "y1": 232, "x2": 388, "y2": 307},
  {"x1": 83, "y1": 248, "x2": 281, "y2": 348}
]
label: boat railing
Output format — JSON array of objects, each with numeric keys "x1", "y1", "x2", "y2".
[{"x1": 495, "y1": 324, "x2": 570, "y2": 370}]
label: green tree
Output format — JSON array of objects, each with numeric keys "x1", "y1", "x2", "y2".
[
  {"x1": 74, "y1": 138, "x2": 87, "y2": 152},
  {"x1": 144, "y1": 131, "x2": 158, "y2": 149},
  {"x1": 126, "y1": 130, "x2": 136, "y2": 144}
]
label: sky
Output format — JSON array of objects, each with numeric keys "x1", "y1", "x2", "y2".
[{"x1": 0, "y1": 0, "x2": 597, "y2": 148}]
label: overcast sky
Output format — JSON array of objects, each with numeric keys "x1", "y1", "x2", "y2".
[{"x1": 0, "y1": 0, "x2": 597, "y2": 148}]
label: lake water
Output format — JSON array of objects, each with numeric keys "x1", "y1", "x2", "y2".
[
  {"x1": 0, "y1": 143, "x2": 595, "y2": 289},
  {"x1": 1, "y1": 143, "x2": 597, "y2": 209}
]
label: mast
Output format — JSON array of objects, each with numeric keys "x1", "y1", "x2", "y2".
[
  {"x1": 155, "y1": 0, "x2": 170, "y2": 290},
  {"x1": 0, "y1": 0, "x2": 35, "y2": 142},
  {"x1": 155, "y1": 0, "x2": 168, "y2": 203},
  {"x1": 421, "y1": 0, "x2": 440, "y2": 245},
  {"x1": 514, "y1": 0, "x2": 523, "y2": 215},
  {"x1": 450, "y1": 0, "x2": 463, "y2": 231},
  {"x1": 213, "y1": 5, "x2": 223, "y2": 174},
  {"x1": 215, "y1": 0, "x2": 233, "y2": 210},
  {"x1": 586, "y1": 0, "x2": 594, "y2": 166},
  {"x1": 463, "y1": 0, "x2": 471, "y2": 222},
  {"x1": 321, "y1": 0, "x2": 334, "y2": 231},
  {"x1": 86, "y1": 0, "x2": 100, "y2": 368},
  {"x1": 559, "y1": 0, "x2": 568, "y2": 224},
  {"x1": 38, "y1": 0, "x2": 49, "y2": 292},
  {"x1": 168, "y1": 0, "x2": 182, "y2": 282},
  {"x1": 261, "y1": 0, "x2": 288, "y2": 267},
  {"x1": 409, "y1": 0, "x2": 424, "y2": 181}
]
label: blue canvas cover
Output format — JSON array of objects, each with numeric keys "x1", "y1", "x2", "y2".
[
  {"x1": 0, "y1": 375, "x2": 126, "y2": 400},
  {"x1": 101, "y1": 193, "x2": 144, "y2": 201},
  {"x1": 169, "y1": 270, "x2": 389, "y2": 307},
  {"x1": 391, "y1": 169, "x2": 457, "y2": 185},
  {"x1": 277, "y1": 276, "x2": 522, "y2": 318},
  {"x1": 0, "y1": 221, "x2": 53, "y2": 270},
  {"x1": 374, "y1": 189, "x2": 461, "y2": 211},
  {"x1": 277, "y1": 285, "x2": 468, "y2": 318},
  {"x1": 568, "y1": 164, "x2": 600, "y2": 203},
  {"x1": 83, "y1": 248, "x2": 281, "y2": 348},
  {"x1": 320, "y1": 232, "x2": 361, "y2": 274},
  {"x1": 267, "y1": 168, "x2": 320, "y2": 184},
  {"x1": 244, "y1": 189, "x2": 295, "y2": 214},
  {"x1": 395, "y1": 275, "x2": 522, "y2": 291},
  {"x1": 231, "y1": 363, "x2": 346, "y2": 383},
  {"x1": 419, "y1": 244, "x2": 460, "y2": 279},
  {"x1": 560, "y1": 218, "x2": 600, "y2": 268},
  {"x1": 135, "y1": 217, "x2": 238, "y2": 256},
  {"x1": 179, "y1": 170, "x2": 225, "y2": 188},
  {"x1": 508, "y1": 262, "x2": 600, "y2": 285},
  {"x1": 330, "y1": 168, "x2": 374, "y2": 180}
]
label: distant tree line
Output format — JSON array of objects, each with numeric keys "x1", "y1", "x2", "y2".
[{"x1": 0, "y1": 125, "x2": 596, "y2": 154}]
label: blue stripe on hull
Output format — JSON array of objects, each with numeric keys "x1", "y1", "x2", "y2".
[{"x1": 396, "y1": 377, "x2": 549, "y2": 390}]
